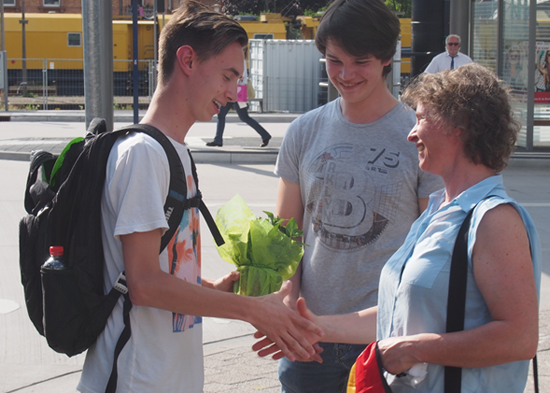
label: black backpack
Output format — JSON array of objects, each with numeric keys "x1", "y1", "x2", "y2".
[{"x1": 19, "y1": 118, "x2": 224, "y2": 391}]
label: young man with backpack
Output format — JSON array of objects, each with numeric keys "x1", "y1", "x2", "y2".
[
  {"x1": 76, "y1": 2, "x2": 321, "y2": 392},
  {"x1": 270, "y1": 0, "x2": 444, "y2": 392}
]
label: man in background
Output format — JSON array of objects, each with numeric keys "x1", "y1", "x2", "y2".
[{"x1": 424, "y1": 34, "x2": 473, "y2": 73}]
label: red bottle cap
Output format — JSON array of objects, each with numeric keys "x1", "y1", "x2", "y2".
[{"x1": 49, "y1": 246, "x2": 64, "y2": 256}]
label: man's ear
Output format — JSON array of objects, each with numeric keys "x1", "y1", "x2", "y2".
[{"x1": 176, "y1": 45, "x2": 195, "y2": 76}]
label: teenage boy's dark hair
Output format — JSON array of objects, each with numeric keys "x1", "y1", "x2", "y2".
[
  {"x1": 158, "y1": 0, "x2": 249, "y2": 84},
  {"x1": 315, "y1": 0, "x2": 400, "y2": 77}
]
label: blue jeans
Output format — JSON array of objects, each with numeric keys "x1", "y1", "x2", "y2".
[
  {"x1": 213, "y1": 102, "x2": 271, "y2": 144},
  {"x1": 278, "y1": 342, "x2": 367, "y2": 393}
]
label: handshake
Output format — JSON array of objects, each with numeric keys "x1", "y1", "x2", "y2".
[{"x1": 251, "y1": 284, "x2": 325, "y2": 363}]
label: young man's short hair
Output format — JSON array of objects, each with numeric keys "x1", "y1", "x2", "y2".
[
  {"x1": 158, "y1": 0, "x2": 248, "y2": 84},
  {"x1": 315, "y1": 0, "x2": 400, "y2": 77}
]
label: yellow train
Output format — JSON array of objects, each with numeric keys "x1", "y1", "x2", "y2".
[
  {"x1": 4, "y1": 12, "x2": 290, "y2": 71},
  {"x1": 3, "y1": 12, "x2": 411, "y2": 95}
]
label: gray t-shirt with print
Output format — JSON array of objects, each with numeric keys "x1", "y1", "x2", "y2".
[{"x1": 275, "y1": 98, "x2": 443, "y2": 316}]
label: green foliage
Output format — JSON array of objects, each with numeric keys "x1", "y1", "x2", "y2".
[
  {"x1": 263, "y1": 211, "x2": 306, "y2": 246},
  {"x1": 287, "y1": 25, "x2": 301, "y2": 39},
  {"x1": 303, "y1": 8, "x2": 322, "y2": 17},
  {"x1": 385, "y1": 0, "x2": 411, "y2": 18},
  {"x1": 113, "y1": 102, "x2": 133, "y2": 111},
  {"x1": 215, "y1": 195, "x2": 305, "y2": 296},
  {"x1": 223, "y1": 1, "x2": 330, "y2": 18},
  {"x1": 263, "y1": 210, "x2": 283, "y2": 227}
]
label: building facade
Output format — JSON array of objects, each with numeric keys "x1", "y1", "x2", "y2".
[
  {"x1": 2, "y1": 1, "x2": 219, "y2": 16},
  {"x1": 469, "y1": 0, "x2": 550, "y2": 152}
]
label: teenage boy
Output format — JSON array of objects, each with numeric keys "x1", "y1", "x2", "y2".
[
  {"x1": 273, "y1": 0, "x2": 443, "y2": 391},
  {"x1": 76, "y1": 2, "x2": 321, "y2": 392}
]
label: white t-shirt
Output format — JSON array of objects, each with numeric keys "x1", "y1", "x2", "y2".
[
  {"x1": 78, "y1": 132, "x2": 204, "y2": 393},
  {"x1": 424, "y1": 51, "x2": 473, "y2": 73}
]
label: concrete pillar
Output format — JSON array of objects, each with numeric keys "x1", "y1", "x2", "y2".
[
  {"x1": 450, "y1": 0, "x2": 470, "y2": 55},
  {"x1": 82, "y1": 0, "x2": 114, "y2": 131}
]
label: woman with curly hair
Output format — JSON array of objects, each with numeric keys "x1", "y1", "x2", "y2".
[{"x1": 255, "y1": 63, "x2": 542, "y2": 392}]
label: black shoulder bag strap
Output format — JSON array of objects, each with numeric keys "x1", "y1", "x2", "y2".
[
  {"x1": 444, "y1": 207, "x2": 474, "y2": 393},
  {"x1": 122, "y1": 124, "x2": 224, "y2": 249},
  {"x1": 104, "y1": 124, "x2": 225, "y2": 393},
  {"x1": 186, "y1": 147, "x2": 225, "y2": 247},
  {"x1": 445, "y1": 201, "x2": 538, "y2": 393}
]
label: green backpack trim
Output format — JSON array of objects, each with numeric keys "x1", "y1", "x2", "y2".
[{"x1": 49, "y1": 137, "x2": 84, "y2": 189}]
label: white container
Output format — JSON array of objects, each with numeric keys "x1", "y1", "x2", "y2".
[{"x1": 249, "y1": 39, "x2": 324, "y2": 113}]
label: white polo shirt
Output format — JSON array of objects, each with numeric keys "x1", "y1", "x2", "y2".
[{"x1": 424, "y1": 51, "x2": 473, "y2": 73}]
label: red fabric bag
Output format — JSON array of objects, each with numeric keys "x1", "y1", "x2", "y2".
[{"x1": 349, "y1": 341, "x2": 392, "y2": 393}]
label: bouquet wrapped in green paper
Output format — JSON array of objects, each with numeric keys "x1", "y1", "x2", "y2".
[{"x1": 214, "y1": 194, "x2": 305, "y2": 296}]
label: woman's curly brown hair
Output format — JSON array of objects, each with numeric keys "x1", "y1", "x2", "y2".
[{"x1": 401, "y1": 63, "x2": 520, "y2": 173}]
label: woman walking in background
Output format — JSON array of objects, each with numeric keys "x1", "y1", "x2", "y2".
[{"x1": 206, "y1": 59, "x2": 271, "y2": 148}]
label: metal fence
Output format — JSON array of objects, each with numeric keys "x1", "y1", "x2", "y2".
[
  {"x1": 3, "y1": 58, "x2": 155, "y2": 111},
  {"x1": 2, "y1": 57, "x2": 413, "y2": 112}
]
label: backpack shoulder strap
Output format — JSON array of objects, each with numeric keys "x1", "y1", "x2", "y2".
[
  {"x1": 25, "y1": 150, "x2": 56, "y2": 214},
  {"x1": 118, "y1": 124, "x2": 187, "y2": 252},
  {"x1": 187, "y1": 149, "x2": 225, "y2": 247},
  {"x1": 121, "y1": 124, "x2": 224, "y2": 248}
]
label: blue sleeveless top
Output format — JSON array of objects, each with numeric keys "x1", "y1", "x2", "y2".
[{"x1": 377, "y1": 175, "x2": 541, "y2": 393}]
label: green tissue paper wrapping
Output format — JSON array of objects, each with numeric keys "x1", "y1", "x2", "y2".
[{"x1": 214, "y1": 194, "x2": 304, "y2": 296}]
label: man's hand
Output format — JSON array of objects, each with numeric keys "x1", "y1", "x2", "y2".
[
  {"x1": 253, "y1": 331, "x2": 324, "y2": 362},
  {"x1": 248, "y1": 281, "x2": 324, "y2": 362},
  {"x1": 252, "y1": 296, "x2": 324, "y2": 362}
]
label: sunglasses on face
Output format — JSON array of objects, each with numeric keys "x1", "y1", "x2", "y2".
[{"x1": 448, "y1": 42, "x2": 459, "y2": 46}]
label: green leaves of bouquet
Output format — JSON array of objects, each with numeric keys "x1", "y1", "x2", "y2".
[
  {"x1": 214, "y1": 194, "x2": 305, "y2": 296},
  {"x1": 263, "y1": 211, "x2": 305, "y2": 246}
]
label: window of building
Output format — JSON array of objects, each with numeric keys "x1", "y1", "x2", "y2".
[
  {"x1": 68, "y1": 33, "x2": 81, "y2": 47},
  {"x1": 44, "y1": 0, "x2": 61, "y2": 6},
  {"x1": 253, "y1": 34, "x2": 274, "y2": 40},
  {"x1": 4, "y1": 0, "x2": 15, "y2": 6}
]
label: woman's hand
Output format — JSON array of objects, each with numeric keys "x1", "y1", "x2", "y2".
[
  {"x1": 377, "y1": 336, "x2": 422, "y2": 376},
  {"x1": 247, "y1": 281, "x2": 325, "y2": 362},
  {"x1": 252, "y1": 297, "x2": 324, "y2": 362}
]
